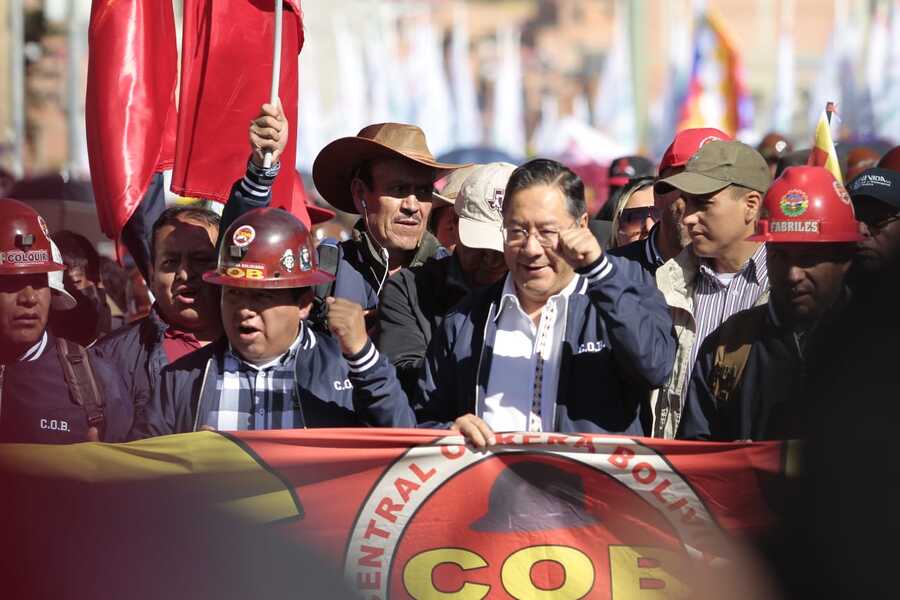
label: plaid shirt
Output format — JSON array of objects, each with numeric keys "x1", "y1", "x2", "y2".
[{"x1": 205, "y1": 325, "x2": 313, "y2": 431}]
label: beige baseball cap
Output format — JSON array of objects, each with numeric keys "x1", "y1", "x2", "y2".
[
  {"x1": 433, "y1": 164, "x2": 480, "y2": 205},
  {"x1": 455, "y1": 162, "x2": 517, "y2": 252}
]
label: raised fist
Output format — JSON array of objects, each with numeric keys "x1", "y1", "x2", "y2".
[
  {"x1": 249, "y1": 100, "x2": 288, "y2": 167},
  {"x1": 325, "y1": 297, "x2": 369, "y2": 356},
  {"x1": 556, "y1": 224, "x2": 602, "y2": 269}
]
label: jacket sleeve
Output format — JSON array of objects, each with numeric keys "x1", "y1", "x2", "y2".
[
  {"x1": 131, "y1": 365, "x2": 178, "y2": 439},
  {"x1": 677, "y1": 335, "x2": 719, "y2": 440},
  {"x1": 343, "y1": 340, "x2": 416, "y2": 427},
  {"x1": 376, "y1": 270, "x2": 427, "y2": 396},
  {"x1": 607, "y1": 241, "x2": 657, "y2": 287},
  {"x1": 217, "y1": 159, "x2": 278, "y2": 247},
  {"x1": 91, "y1": 327, "x2": 152, "y2": 431},
  {"x1": 89, "y1": 355, "x2": 134, "y2": 443},
  {"x1": 411, "y1": 315, "x2": 459, "y2": 429},
  {"x1": 579, "y1": 253, "x2": 675, "y2": 388}
]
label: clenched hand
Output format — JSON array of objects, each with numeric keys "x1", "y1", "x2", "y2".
[
  {"x1": 249, "y1": 100, "x2": 288, "y2": 167},
  {"x1": 326, "y1": 297, "x2": 369, "y2": 356},
  {"x1": 556, "y1": 224, "x2": 602, "y2": 270}
]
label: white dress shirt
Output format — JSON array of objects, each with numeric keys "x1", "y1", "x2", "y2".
[{"x1": 482, "y1": 272, "x2": 579, "y2": 432}]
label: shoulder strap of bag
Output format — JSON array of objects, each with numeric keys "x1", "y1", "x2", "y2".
[
  {"x1": 56, "y1": 337, "x2": 106, "y2": 433},
  {"x1": 709, "y1": 309, "x2": 767, "y2": 408}
]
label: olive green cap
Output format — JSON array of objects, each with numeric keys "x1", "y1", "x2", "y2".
[{"x1": 657, "y1": 140, "x2": 772, "y2": 195}]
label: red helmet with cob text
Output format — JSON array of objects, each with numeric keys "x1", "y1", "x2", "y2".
[
  {"x1": 749, "y1": 166, "x2": 862, "y2": 244},
  {"x1": 203, "y1": 208, "x2": 334, "y2": 288}
]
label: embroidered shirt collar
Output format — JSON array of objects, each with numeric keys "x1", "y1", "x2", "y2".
[{"x1": 495, "y1": 272, "x2": 579, "y2": 322}]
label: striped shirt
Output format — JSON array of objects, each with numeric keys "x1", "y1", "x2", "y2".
[{"x1": 687, "y1": 244, "x2": 768, "y2": 386}]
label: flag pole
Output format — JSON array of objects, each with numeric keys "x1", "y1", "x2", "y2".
[
  {"x1": 66, "y1": 0, "x2": 82, "y2": 178},
  {"x1": 9, "y1": 0, "x2": 25, "y2": 178},
  {"x1": 264, "y1": 0, "x2": 284, "y2": 168}
]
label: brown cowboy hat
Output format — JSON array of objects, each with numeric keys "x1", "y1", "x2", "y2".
[{"x1": 312, "y1": 123, "x2": 470, "y2": 214}]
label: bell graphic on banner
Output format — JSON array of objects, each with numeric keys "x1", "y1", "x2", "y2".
[{"x1": 469, "y1": 460, "x2": 598, "y2": 533}]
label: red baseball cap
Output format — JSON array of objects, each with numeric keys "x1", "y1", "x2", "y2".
[{"x1": 658, "y1": 128, "x2": 732, "y2": 176}]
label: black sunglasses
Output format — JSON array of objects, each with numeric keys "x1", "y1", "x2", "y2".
[{"x1": 620, "y1": 206, "x2": 661, "y2": 224}]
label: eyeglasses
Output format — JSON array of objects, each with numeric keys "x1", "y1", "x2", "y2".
[
  {"x1": 620, "y1": 206, "x2": 661, "y2": 225},
  {"x1": 501, "y1": 222, "x2": 578, "y2": 248},
  {"x1": 862, "y1": 214, "x2": 900, "y2": 232}
]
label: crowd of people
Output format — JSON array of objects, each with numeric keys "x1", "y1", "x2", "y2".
[{"x1": 1, "y1": 100, "x2": 899, "y2": 448}]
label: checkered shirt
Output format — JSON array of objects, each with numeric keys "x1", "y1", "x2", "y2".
[{"x1": 205, "y1": 325, "x2": 313, "y2": 431}]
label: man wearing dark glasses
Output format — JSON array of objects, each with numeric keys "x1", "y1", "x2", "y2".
[{"x1": 848, "y1": 168, "x2": 900, "y2": 296}]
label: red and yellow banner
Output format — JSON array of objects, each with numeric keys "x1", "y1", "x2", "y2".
[{"x1": 0, "y1": 430, "x2": 790, "y2": 599}]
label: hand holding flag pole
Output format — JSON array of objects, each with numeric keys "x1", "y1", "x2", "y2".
[{"x1": 264, "y1": 0, "x2": 284, "y2": 169}]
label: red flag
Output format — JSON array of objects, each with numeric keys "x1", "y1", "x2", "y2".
[
  {"x1": 172, "y1": 0, "x2": 310, "y2": 228},
  {"x1": 85, "y1": 0, "x2": 178, "y2": 241}
]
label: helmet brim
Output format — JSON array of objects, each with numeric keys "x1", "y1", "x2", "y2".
[
  {"x1": 0, "y1": 262, "x2": 66, "y2": 276},
  {"x1": 202, "y1": 269, "x2": 335, "y2": 289},
  {"x1": 749, "y1": 233, "x2": 865, "y2": 243}
]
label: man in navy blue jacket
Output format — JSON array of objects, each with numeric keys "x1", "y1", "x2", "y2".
[
  {"x1": 94, "y1": 103, "x2": 288, "y2": 430},
  {"x1": 134, "y1": 207, "x2": 415, "y2": 436},
  {"x1": 414, "y1": 160, "x2": 676, "y2": 444}
]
